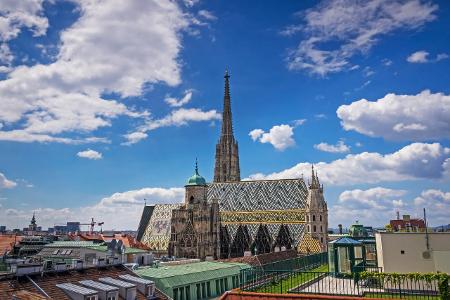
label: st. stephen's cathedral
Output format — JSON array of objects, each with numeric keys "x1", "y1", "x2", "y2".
[{"x1": 137, "y1": 71, "x2": 328, "y2": 260}]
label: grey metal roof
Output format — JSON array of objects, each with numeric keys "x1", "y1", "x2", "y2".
[
  {"x1": 119, "y1": 274, "x2": 154, "y2": 285},
  {"x1": 98, "y1": 277, "x2": 135, "y2": 288},
  {"x1": 56, "y1": 283, "x2": 98, "y2": 296},
  {"x1": 79, "y1": 280, "x2": 119, "y2": 292}
]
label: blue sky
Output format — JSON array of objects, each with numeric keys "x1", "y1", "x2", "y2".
[{"x1": 0, "y1": 0, "x2": 449, "y2": 230}]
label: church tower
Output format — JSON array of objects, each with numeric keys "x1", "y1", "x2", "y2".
[
  {"x1": 306, "y1": 165, "x2": 328, "y2": 252},
  {"x1": 214, "y1": 70, "x2": 241, "y2": 182}
]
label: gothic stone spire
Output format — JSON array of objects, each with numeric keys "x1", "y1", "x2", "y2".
[{"x1": 214, "y1": 70, "x2": 241, "y2": 182}]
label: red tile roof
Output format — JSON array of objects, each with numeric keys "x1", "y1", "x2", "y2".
[
  {"x1": 0, "y1": 265, "x2": 168, "y2": 300},
  {"x1": 0, "y1": 234, "x2": 22, "y2": 254}
]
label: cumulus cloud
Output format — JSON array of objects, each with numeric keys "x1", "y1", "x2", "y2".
[
  {"x1": 0, "y1": 187, "x2": 184, "y2": 230},
  {"x1": 332, "y1": 187, "x2": 450, "y2": 226},
  {"x1": 331, "y1": 187, "x2": 406, "y2": 226},
  {"x1": 77, "y1": 149, "x2": 103, "y2": 160},
  {"x1": 337, "y1": 90, "x2": 450, "y2": 141},
  {"x1": 165, "y1": 89, "x2": 194, "y2": 107},
  {"x1": 0, "y1": 172, "x2": 16, "y2": 189},
  {"x1": 143, "y1": 108, "x2": 221, "y2": 131},
  {"x1": 314, "y1": 140, "x2": 350, "y2": 153},
  {"x1": 407, "y1": 50, "x2": 448, "y2": 63},
  {"x1": 0, "y1": 0, "x2": 191, "y2": 143},
  {"x1": 283, "y1": 0, "x2": 437, "y2": 75},
  {"x1": 122, "y1": 131, "x2": 148, "y2": 146},
  {"x1": 249, "y1": 124, "x2": 295, "y2": 151},
  {"x1": 248, "y1": 143, "x2": 450, "y2": 185},
  {"x1": 0, "y1": 0, "x2": 48, "y2": 64}
]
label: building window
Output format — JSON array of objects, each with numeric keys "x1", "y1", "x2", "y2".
[
  {"x1": 216, "y1": 280, "x2": 220, "y2": 295},
  {"x1": 313, "y1": 225, "x2": 316, "y2": 232},
  {"x1": 173, "y1": 288, "x2": 178, "y2": 300},
  {"x1": 207, "y1": 282, "x2": 211, "y2": 298},
  {"x1": 401, "y1": 250, "x2": 405, "y2": 254},
  {"x1": 320, "y1": 215, "x2": 322, "y2": 222},
  {"x1": 107, "y1": 296, "x2": 116, "y2": 300},
  {"x1": 307, "y1": 225, "x2": 310, "y2": 233},
  {"x1": 224, "y1": 278, "x2": 228, "y2": 290},
  {"x1": 313, "y1": 215, "x2": 316, "y2": 222},
  {"x1": 320, "y1": 226, "x2": 323, "y2": 232},
  {"x1": 320, "y1": 237, "x2": 323, "y2": 243}
]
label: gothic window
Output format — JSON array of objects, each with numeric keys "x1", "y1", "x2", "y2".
[
  {"x1": 313, "y1": 225, "x2": 316, "y2": 232},
  {"x1": 251, "y1": 224, "x2": 271, "y2": 255},
  {"x1": 274, "y1": 225, "x2": 292, "y2": 250},
  {"x1": 230, "y1": 225, "x2": 250, "y2": 258},
  {"x1": 189, "y1": 196, "x2": 194, "y2": 204},
  {"x1": 313, "y1": 215, "x2": 316, "y2": 222}
]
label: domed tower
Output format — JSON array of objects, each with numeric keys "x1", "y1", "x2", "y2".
[
  {"x1": 185, "y1": 159, "x2": 207, "y2": 205},
  {"x1": 306, "y1": 165, "x2": 328, "y2": 251},
  {"x1": 169, "y1": 160, "x2": 220, "y2": 260}
]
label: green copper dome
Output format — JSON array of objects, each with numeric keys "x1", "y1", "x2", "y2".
[{"x1": 186, "y1": 160, "x2": 206, "y2": 186}]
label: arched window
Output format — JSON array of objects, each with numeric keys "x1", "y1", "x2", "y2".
[
  {"x1": 313, "y1": 225, "x2": 316, "y2": 232},
  {"x1": 320, "y1": 237, "x2": 323, "y2": 243},
  {"x1": 307, "y1": 225, "x2": 310, "y2": 233},
  {"x1": 320, "y1": 215, "x2": 322, "y2": 222},
  {"x1": 312, "y1": 215, "x2": 316, "y2": 222},
  {"x1": 320, "y1": 226, "x2": 323, "y2": 232},
  {"x1": 189, "y1": 196, "x2": 194, "y2": 204}
]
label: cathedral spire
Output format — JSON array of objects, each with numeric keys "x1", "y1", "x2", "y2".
[
  {"x1": 221, "y1": 70, "x2": 233, "y2": 137},
  {"x1": 214, "y1": 70, "x2": 241, "y2": 182}
]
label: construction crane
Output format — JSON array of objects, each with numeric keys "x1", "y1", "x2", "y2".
[{"x1": 79, "y1": 218, "x2": 104, "y2": 234}]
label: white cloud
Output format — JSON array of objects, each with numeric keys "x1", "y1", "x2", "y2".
[
  {"x1": 249, "y1": 124, "x2": 295, "y2": 151},
  {"x1": 293, "y1": 119, "x2": 307, "y2": 127},
  {"x1": 337, "y1": 90, "x2": 450, "y2": 141},
  {"x1": 0, "y1": 0, "x2": 191, "y2": 143},
  {"x1": 122, "y1": 131, "x2": 148, "y2": 146},
  {"x1": 332, "y1": 187, "x2": 450, "y2": 227},
  {"x1": 284, "y1": 0, "x2": 437, "y2": 75},
  {"x1": 314, "y1": 140, "x2": 350, "y2": 153},
  {"x1": 0, "y1": 187, "x2": 184, "y2": 230},
  {"x1": 407, "y1": 51, "x2": 448, "y2": 63},
  {"x1": 248, "y1": 143, "x2": 450, "y2": 185},
  {"x1": 0, "y1": 172, "x2": 16, "y2": 189},
  {"x1": 198, "y1": 10, "x2": 217, "y2": 21},
  {"x1": 407, "y1": 50, "x2": 429, "y2": 63},
  {"x1": 165, "y1": 89, "x2": 194, "y2": 107},
  {"x1": 142, "y1": 108, "x2": 221, "y2": 131},
  {"x1": 77, "y1": 149, "x2": 103, "y2": 160},
  {"x1": 0, "y1": 0, "x2": 48, "y2": 64}
]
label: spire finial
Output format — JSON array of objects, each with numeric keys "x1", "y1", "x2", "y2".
[{"x1": 195, "y1": 158, "x2": 199, "y2": 174}]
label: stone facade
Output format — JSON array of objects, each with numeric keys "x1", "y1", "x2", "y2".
[
  {"x1": 169, "y1": 169, "x2": 221, "y2": 260},
  {"x1": 305, "y1": 165, "x2": 328, "y2": 251},
  {"x1": 214, "y1": 71, "x2": 241, "y2": 182}
]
